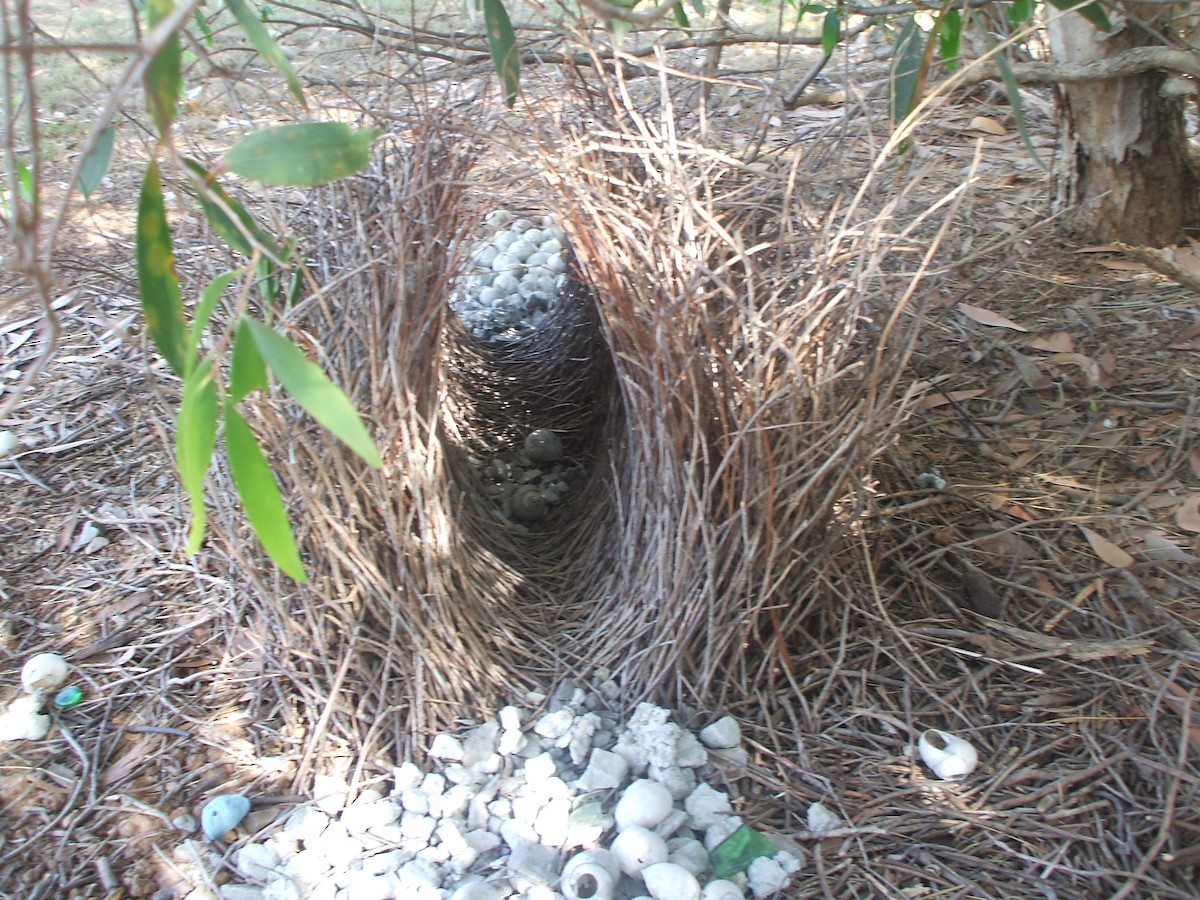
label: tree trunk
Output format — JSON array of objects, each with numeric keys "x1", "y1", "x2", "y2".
[{"x1": 1048, "y1": 4, "x2": 1200, "y2": 245}]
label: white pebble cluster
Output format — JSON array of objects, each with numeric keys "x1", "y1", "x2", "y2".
[
  {"x1": 207, "y1": 680, "x2": 800, "y2": 900},
  {"x1": 450, "y1": 210, "x2": 571, "y2": 343}
]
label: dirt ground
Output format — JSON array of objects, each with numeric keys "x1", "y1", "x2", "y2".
[{"x1": 2, "y1": 7, "x2": 1200, "y2": 899}]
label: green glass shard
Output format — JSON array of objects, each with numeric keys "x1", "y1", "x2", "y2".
[{"x1": 710, "y1": 824, "x2": 776, "y2": 878}]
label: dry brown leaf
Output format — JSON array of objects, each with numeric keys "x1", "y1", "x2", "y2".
[
  {"x1": 1026, "y1": 332, "x2": 1074, "y2": 353},
  {"x1": 1176, "y1": 494, "x2": 1200, "y2": 532},
  {"x1": 914, "y1": 388, "x2": 987, "y2": 410},
  {"x1": 1094, "y1": 258, "x2": 1148, "y2": 272},
  {"x1": 1010, "y1": 350, "x2": 1052, "y2": 389},
  {"x1": 1049, "y1": 352, "x2": 1104, "y2": 388},
  {"x1": 968, "y1": 115, "x2": 1007, "y2": 136},
  {"x1": 1079, "y1": 526, "x2": 1135, "y2": 568},
  {"x1": 958, "y1": 302, "x2": 1029, "y2": 331},
  {"x1": 1137, "y1": 529, "x2": 1198, "y2": 564},
  {"x1": 1190, "y1": 448, "x2": 1200, "y2": 479}
]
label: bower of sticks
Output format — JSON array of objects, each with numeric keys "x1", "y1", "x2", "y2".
[{"x1": 3, "y1": 45, "x2": 1199, "y2": 898}]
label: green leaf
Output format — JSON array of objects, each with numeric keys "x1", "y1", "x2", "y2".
[
  {"x1": 1006, "y1": 0, "x2": 1033, "y2": 26},
  {"x1": 186, "y1": 269, "x2": 241, "y2": 375},
  {"x1": 689, "y1": 0, "x2": 704, "y2": 14},
  {"x1": 230, "y1": 318, "x2": 269, "y2": 403},
  {"x1": 242, "y1": 316, "x2": 382, "y2": 468},
  {"x1": 1045, "y1": 0, "x2": 1110, "y2": 31},
  {"x1": 14, "y1": 159, "x2": 33, "y2": 205},
  {"x1": 177, "y1": 364, "x2": 218, "y2": 554},
  {"x1": 257, "y1": 252, "x2": 279, "y2": 305},
  {"x1": 145, "y1": 0, "x2": 181, "y2": 137},
  {"x1": 976, "y1": 18, "x2": 1045, "y2": 169},
  {"x1": 182, "y1": 157, "x2": 287, "y2": 260},
  {"x1": 710, "y1": 825, "x2": 777, "y2": 878},
  {"x1": 939, "y1": 9, "x2": 961, "y2": 72},
  {"x1": 137, "y1": 160, "x2": 187, "y2": 376},
  {"x1": 224, "y1": 122, "x2": 382, "y2": 186},
  {"x1": 672, "y1": 1, "x2": 690, "y2": 28},
  {"x1": 224, "y1": 403, "x2": 307, "y2": 581},
  {"x1": 821, "y1": 8, "x2": 839, "y2": 57},
  {"x1": 889, "y1": 16, "x2": 925, "y2": 130},
  {"x1": 482, "y1": 0, "x2": 520, "y2": 108},
  {"x1": 194, "y1": 7, "x2": 215, "y2": 45},
  {"x1": 79, "y1": 125, "x2": 115, "y2": 198},
  {"x1": 222, "y1": 0, "x2": 307, "y2": 108}
]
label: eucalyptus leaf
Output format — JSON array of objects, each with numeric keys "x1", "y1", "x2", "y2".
[
  {"x1": 821, "y1": 8, "x2": 839, "y2": 57},
  {"x1": 242, "y1": 316, "x2": 382, "y2": 468},
  {"x1": 186, "y1": 270, "x2": 241, "y2": 375},
  {"x1": 177, "y1": 365, "x2": 218, "y2": 554},
  {"x1": 145, "y1": 0, "x2": 180, "y2": 137},
  {"x1": 225, "y1": 403, "x2": 308, "y2": 581},
  {"x1": 223, "y1": 0, "x2": 307, "y2": 107},
  {"x1": 482, "y1": 0, "x2": 520, "y2": 107},
  {"x1": 137, "y1": 160, "x2": 187, "y2": 376},
  {"x1": 230, "y1": 318, "x2": 269, "y2": 403},
  {"x1": 183, "y1": 157, "x2": 287, "y2": 261},
  {"x1": 1045, "y1": 0, "x2": 1110, "y2": 31},
  {"x1": 79, "y1": 125, "x2": 116, "y2": 198},
  {"x1": 224, "y1": 123, "x2": 382, "y2": 187},
  {"x1": 939, "y1": 8, "x2": 961, "y2": 72}
]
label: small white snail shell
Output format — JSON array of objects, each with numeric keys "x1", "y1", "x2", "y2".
[
  {"x1": 21, "y1": 653, "x2": 69, "y2": 693},
  {"x1": 611, "y1": 825, "x2": 668, "y2": 877},
  {"x1": 918, "y1": 728, "x2": 979, "y2": 780},
  {"x1": 615, "y1": 779, "x2": 675, "y2": 831},
  {"x1": 523, "y1": 428, "x2": 564, "y2": 462},
  {"x1": 642, "y1": 862, "x2": 701, "y2": 900},
  {"x1": 561, "y1": 849, "x2": 620, "y2": 900},
  {"x1": 700, "y1": 880, "x2": 744, "y2": 900},
  {"x1": 510, "y1": 484, "x2": 547, "y2": 522}
]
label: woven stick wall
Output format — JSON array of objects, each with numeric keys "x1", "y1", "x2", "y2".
[{"x1": 217, "y1": 73, "x2": 930, "y2": 776}]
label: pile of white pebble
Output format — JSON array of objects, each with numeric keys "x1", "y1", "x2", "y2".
[
  {"x1": 186, "y1": 675, "x2": 805, "y2": 900},
  {"x1": 448, "y1": 210, "x2": 571, "y2": 343}
]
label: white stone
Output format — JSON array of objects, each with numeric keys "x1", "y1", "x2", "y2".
[
  {"x1": 747, "y1": 856, "x2": 789, "y2": 898},
  {"x1": 337, "y1": 872, "x2": 393, "y2": 900},
  {"x1": 420, "y1": 773, "x2": 447, "y2": 796},
  {"x1": 313, "y1": 774, "x2": 350, "y2": 815},
  {"x1": 340, "y1": 799, "x2": 400, "y2": 834},
  {"x1": 807, "y1": 801, "x2": 841, "y2": 833},
  {"x1": 575, "y1": 748, "x2": 628, "y2": 791},
  {"x1": 674, "y1": 731, "x2": 709, "y2": 768},
  {"x1": 465, "y1": 829, "x2": 502, "y2": 853},
  {"x1": 651, "y1": 807, "x2": 689, "y2": 840},
  {"x1": 397, "y1": 858, "x2": 442, "y2": 888},
  {"x1": 233, "y1": 844, "x2": 280, "y2": 881},
  {"x1": 533, "y1": 797, "x2": 571, "y2": 846},
  {"x1": 361, "y1": 848, "x2": 411, "y2": 876},
  {"x1": 533, "y1": 709, "x2": 574, "y2": 740},
  {"x1": 567, "y1": 713, "x2": 601, "y2": 767},
  {"x1": 685, "y1": 784, "x2": 733, "y2": 829},
  {"x1": 708, "y1": 747, "x2": 748, "y2": 769},
  {"x1": 448, "y1": 883, "x2": 510, "y2": 900},
  {"x1": 261, "y1": 880, "x2": 302, "y2": 900},
  {"x1": 430, "y1": 733, "x2": 465, "y2": 761},
  {"x1": 401, "y1": 787, "x2": 430, "y2": 815},
  {"x1": 0, "y1": 696, "x2": 50, "y2": 742},
  {"x1": 703, "y1": 816, "x2": 744, "y2": 851},
  {"x1": 524, "y1": 752, "x2": 558, "y2": 785},
  {"x1": 499, "y1": 705, "x2": 523, "y2": 732},
  {"x1": 219, "y1": 886, "x2": 264, "y2": 900},
  {"x1": 463, "y1": 721, "x2": 501, "y2": 767},
  {"x1": 400, "y1": 811, "x2": 436, "y2": 842},
  {"x1": 499, "y1": 729, "x2": 527, "y2": 756},
  {"x1": 697, "y1": 716, "x2": 741, "y2": 750},
  {"x1": 434, "y1": 784, "x2": 475, "y2": 819},
  {"x1": 281, "y1": 849, "x2": 332, "y2": 884},
  {"x1": 0, "y1": 430, "x2": 18, "y2": 456},
  {"x1": 393, "y1": 761, "x2": 424, "y2": 790},
  {"x1": 667, "y1": 838, "x2": 710, "y2": 877},
  {"x1": 648, "y1": 764, "x2": 696, "y2": 800}
]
